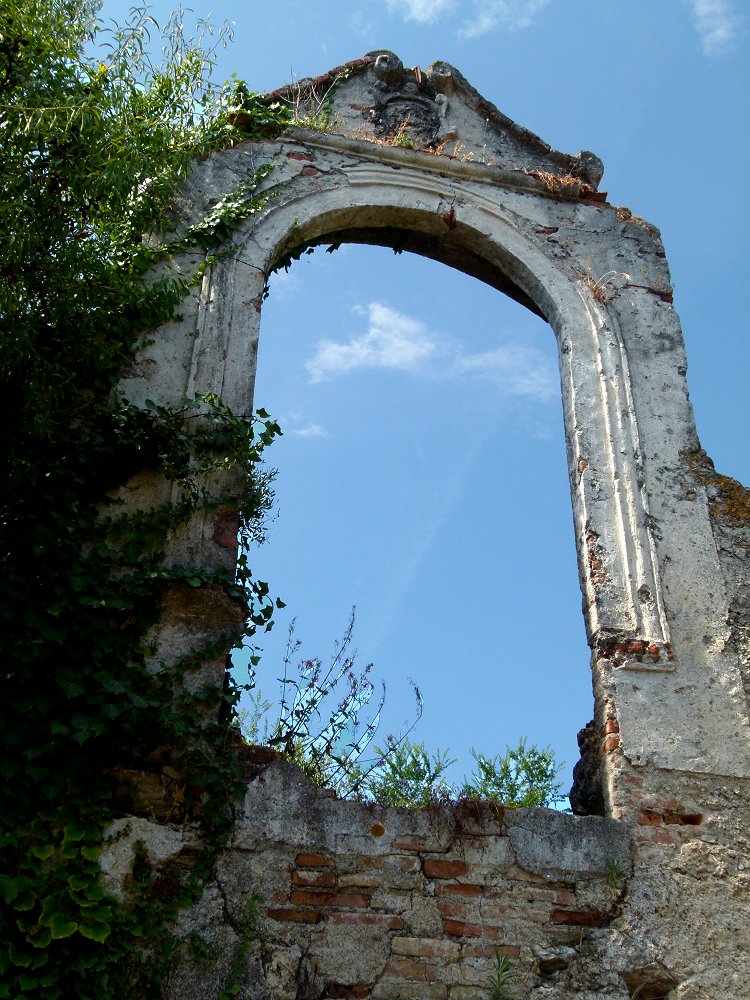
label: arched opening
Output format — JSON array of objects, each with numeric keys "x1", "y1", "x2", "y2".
[{"x1": 238, "y1": 234, "x2": 593, "y2": 800}]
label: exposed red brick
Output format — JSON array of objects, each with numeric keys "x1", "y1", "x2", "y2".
[
  {"x1": 603, "y1": 735, "x2": 620, "y2": 753},
  {"x1": 442, "y1": 918, "x2": 482, "y2": 938},
  {"x1": 211, "y1": 508, "x2": 240, "y2": 549},
  {"x1": 481, "y1": 925, "x2": 505, "y2": 941},
  {"x1": 551, "y1": 909, "x2": 608, "y2": 927},
  {"x1": 436, "y1": 883, "x2": 483, "y2": 898},
  {"x1": 603, "y1": 719, "x2": 620, "y2": 736},
  {"x1": 358, "y1": 856, "x2": 386, "y2": 870},
  {"x1": 384, "y1": 959, "x2": 439, "y2": 982},
  {"x1": 301, "y1": 165, "x2": 320, "y2": 176},
  {"x1": 286, "y1": 151, "x2": 315, "y2": 161},
  {"x1": 267, "y1": 907, "x2": 322, "y2": 924},
  {"x1": 393, "y1": 835, "x2": 432, "y2": 851},
  {"x1": 290, "y1": 889, "x2": 369, "y2": 908},
  {"x1": 462, "y1": 943, "x2": 520, "y2": 960},
  {"x1": 637, "y1": 809, "x2": 662, "y2": 826},
  {"x1": 624, "y1": 774, "x2": 644, "y2": 787},
  {"x1": 423, "y1": 859, "x2": 470, "y2": 879},
  {"x1": 296, "y1": 852, "x2": 333, "y2": 867},
  {"x1": 663, "y1": 811, "x2": 703, "y2": 826},
  {"x1": 292, "y1": 870, "x2": 337, "y2": 888},
  {"x1": 370, "y1": 823, "x2": 386, "y2": 837},
  {"x1": 436, "y1": 899, "x2": 475, "y2": 918},
  {"x1": 327, "y1": 912, "x2": 404, "y2": 929},
  {"x1": 324, "y1": 987, "x2": 369, "y2": 1000}
]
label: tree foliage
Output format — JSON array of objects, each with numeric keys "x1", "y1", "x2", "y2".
[
  {"x1": 461, "y1": 739, "x2": 563, "y2": 808},
  {"x1": 0, "y1": 3, "x2": 286, "y2": 995}
]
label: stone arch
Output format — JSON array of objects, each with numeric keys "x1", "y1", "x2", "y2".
[{"x1": 121, "y1": 55, "x2": 750, "y2": 817}]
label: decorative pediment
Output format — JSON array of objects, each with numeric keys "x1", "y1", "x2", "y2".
[{"x1": 265, "y1": 50, "x2": 604, "y2": 190}]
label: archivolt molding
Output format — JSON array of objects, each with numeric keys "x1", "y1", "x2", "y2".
[{"x1": 193, "y1": 149, "x2": 674, "y2": 657}]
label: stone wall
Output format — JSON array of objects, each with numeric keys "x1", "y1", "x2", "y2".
[{"x1": 94, "y1": 752, "x2": 750, "y2": 999}]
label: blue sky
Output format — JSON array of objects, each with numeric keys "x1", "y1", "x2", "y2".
[{"x1": 102, "y1": 0, "x2": 749, "y2": 797}]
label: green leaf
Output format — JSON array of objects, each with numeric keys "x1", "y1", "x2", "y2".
[
  {"x1": 9, "y1": 941, "x2": 32, "y2": 968},
  {"x1": 79, "y1": 921, "x2": 111, "y2": 942},
  {"x1": 0, "y1": 875, "x2": 32, "y2": 905},
  {"x1": 31, "y1": 844, "x2": 55, "y2": 861},
  {"x1": 47, "y1": 914, "x2": 78, "y2": 940}
]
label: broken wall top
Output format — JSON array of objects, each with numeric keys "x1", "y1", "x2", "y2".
[{"x1": 263, "y1": 49, "x2": 604, "y2": 189}]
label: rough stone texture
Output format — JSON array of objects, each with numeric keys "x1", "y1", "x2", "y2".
[{"x1": 108, "y1": 54, "x2": 750, "y2": 998}]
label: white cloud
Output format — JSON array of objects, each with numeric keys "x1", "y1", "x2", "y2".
[
  {"x1": 305, "y1": 301, "x2": 557, "y2": 402},
  {"x1": 459, "y1": 0, "x2": 553, "y2": 39},
  {"x1": 293, "y1": 422, "x2": 328, "y2": 438},
  {"x1": 455, "y1": 345, "x2": 557, "y2": 399},
  {"x1": 306, "y1": 302, "x2": 439, "y2": 382},
  {"x1": 386, "y1": 0, "x2": 455, "y2": 24},
  {"x1": 688, "y1": 0, "x2": 740, "y2": 54}
]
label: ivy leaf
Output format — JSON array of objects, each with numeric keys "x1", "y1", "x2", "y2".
[
  {"x1": 31, "y1": 844, "x2": 54, "y2": 861},
  {"x1": 47, "y1": 914, "x2": 79, "y2": 940},
  {"x1": 79, "y1": 921, "x2": 111, "y2": 942},
  {"x1": 8, "y1": 940, "x2": 32, "y2": 967},
  {"x1": 0, "y1": 874, "x2": 32, "y2": 905}
]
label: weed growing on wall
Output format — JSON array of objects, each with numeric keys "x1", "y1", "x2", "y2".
[{"x1": 0, "y1": 2, "x2": 290, "y2": 995}]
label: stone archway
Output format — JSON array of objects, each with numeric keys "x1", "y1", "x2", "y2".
[
  {"x1": 121, "y1": 52, "x2": 750, "y2": 816},
  {"x1": 109, "y1": 53, "x2": 750, "y2": 1000}
]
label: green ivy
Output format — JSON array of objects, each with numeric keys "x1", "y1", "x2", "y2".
[{"x1": 0, "y1": 2, "x2": 291, "y2": 996}]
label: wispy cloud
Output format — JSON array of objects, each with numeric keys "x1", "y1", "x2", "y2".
[
  {"x1": 455, "y1": 345, "x2": 557, "y2": 398},
  {"x1": 306, "y1": 301, "x2": 557, "y2": 401},
  {"x1": 276, "y1": 411, "x2": 329, "y2": 439},
  {"x1": 293, "y1": 422, "x2": 328, "y2": 439},
  {"x1": 386, "y1": 0, "x2": 455, "y2": 24},
  {"x1": 306, "y1": 303, "x2": 439, "y2": 382},
  {"x1": 459, "y1": 0, "x2": 553, "y2": 38},
  {"x1": 687, "y1": 0, "x2": 740, "y2": 54}
]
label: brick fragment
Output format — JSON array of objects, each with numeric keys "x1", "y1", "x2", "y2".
[
  {"x1": 603, "y1": 718, "x2": 620, "y2": 735},
  {"x1": 297, "y1": 852, "x2": 333, "y2": 867},
  {"x1": 436, "y1": 883, "x2": 483, "y2": 898},
  {"x1": 636, "y1": 809, "x2": 662, "y2": 826},
  {"x1": 324, "y1": 986, "x2": 369, "y2": 999},
  {"x1": 462, "y1": 943, "x2": 521, "y2": 959},
  {"x1": 442, "y1": 918, "x2": 482, "y2": 938},
  {"x1": 551, "y1": 908, "x2": 608, "y2": 927},
  {"x1": 286, "y1": 150, "x2": 315, "y2": 161},
  {"x1": 663, "y1": 811, "x2": 702, "y2": 825},
  {"x1": 266, "y1": 907, "x2": 322, "y2": 924},
  {"x1": 603, "y1": 735, "x2": 620, "y2": 752},
  {"x1": 327, "y1": 912, "x2": 404, "y2": 929},
  {"x1": 384, "y1": 958, "x2": 439, "y2": 982},
  {"x1": 292, "y1": 870, "x2": 337, "y2": 888},
  {"x1": 290, "y1": 889, "x2": 369, "y2": 908},
  {"x1": 423, "y1": 859, "x2": 470, "y2": 879},
  {"x1": 393, "y1": 835, "x2": 433, "y2": 851}
]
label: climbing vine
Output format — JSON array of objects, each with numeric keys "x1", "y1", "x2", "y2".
[{"x1": 0, "y1": 2, "x2": 292, "y2": 996}]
